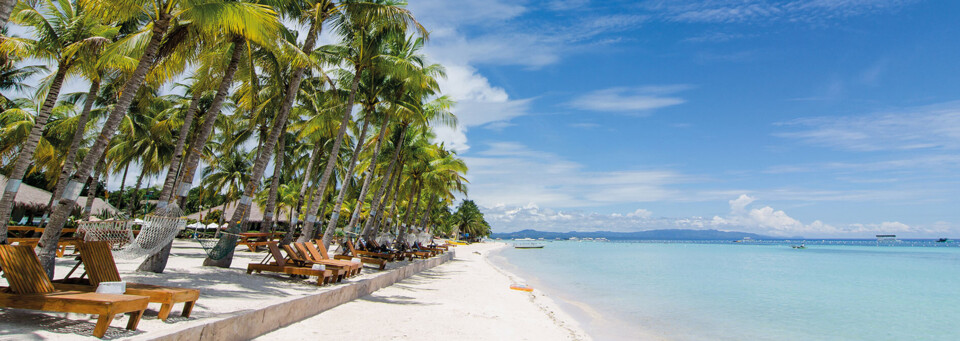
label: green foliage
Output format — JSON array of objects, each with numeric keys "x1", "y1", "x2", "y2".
[{"x1": 451, "y1": 200, "x2": 490, "y2": 240}]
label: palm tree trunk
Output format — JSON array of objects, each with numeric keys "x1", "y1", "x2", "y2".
[
  {"x1": 48, "y1": 78, "x2": 101, "y2": 213},
  {"x1": 261, "y1": 124, "x2": 286, "y2": 232},
  {"x1": 0, "y1": 64, "x2": 69, "y2": 243},
  {"x1": 419, "y1": 194, "x2": 436, "y2": 232},
  {"x1": 204, "y1": 21, "x2": 323, "y2": 268},
  {"x1": 175, "y1": 37, "x2": 246, "y2": 208},
  {"x1": 299, "y1": 71, "x2": 363, "y2": 243},
  {"x1": 318, "y1": 117, "x2": 371, "y2": 247},
  {"x1": 157, "y1": 90, "x2": 202, "y2": 204},
  {"x1": 0, "y1": 0, "x2": 16, "y2": 30},
  {"x1": 360, "y1": 126, "x2": 407, "y2": 239},
  {"x1": 348, "y1": 114, "x2": 390, "y2": 229},
  {"x1": 37, "y1": 15, "x2": 171, "y2": 276},
  {"x1": 292, "y1": 143, "x2": 321, "y2": 225},
  {"x1": 128, "y1": 171, "x2": 145, "y2": 216},
  {"x1": 370, "y1": 163, "x2": 402, "y2": 239},
  {"x1": 405, "y1": 180, "x2": 423, "y2": 227},
  {"x1": 83, "y1": 159, "x2": 106, "y2": 220}
]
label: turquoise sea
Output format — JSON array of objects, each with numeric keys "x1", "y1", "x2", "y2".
[{"x1": 490, "y1": 241, "x2": 960, "y2": 341}]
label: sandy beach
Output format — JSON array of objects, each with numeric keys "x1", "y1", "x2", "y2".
[
  {"x1": 0, "y1": 241, "x2": 589, "y2": 340},
  {"x1": 259, "y1": 242, "x2": 590, "y2": 341}
]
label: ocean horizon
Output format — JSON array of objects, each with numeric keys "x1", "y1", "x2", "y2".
[{"x1": 491, "y1": 240, "x2": 960, "y2": 341}]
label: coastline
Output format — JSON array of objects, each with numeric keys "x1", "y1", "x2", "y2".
[
  {"x1": 259, "y1": 242, "x2": 592, "y2": 340},
  {"x1": 488, "y1": 243, "x2": 668, "y2": 341}
]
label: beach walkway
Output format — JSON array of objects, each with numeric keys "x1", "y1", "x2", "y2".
[{"x1": 257, "y1": 242, "x2": 590, "y2": 341}]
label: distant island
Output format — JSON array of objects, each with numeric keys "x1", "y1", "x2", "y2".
[{"x1": 490, "y1": 229, "x2": 779, "y2": 240}]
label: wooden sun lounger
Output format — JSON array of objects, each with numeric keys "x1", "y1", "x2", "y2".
[
  {"x1": 246, "y1": 242, "x2": 334, "y2": 286},
  {"x1": 0, "y1": 245, "x2": 149, "y2": 338},
  {"x1": 281, "y1": 244, "x2": 346, "y2": 282},
  {"x1": 296, "y1": 242, "x2": 361, "y2": 276},
  {"x1": 332, "y1": 241, "x2": 387, "y2": 270},
  {"x1": 52, "y1": 241, "x2": 200, "y2": 321}
]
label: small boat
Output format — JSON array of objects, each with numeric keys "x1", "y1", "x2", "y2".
[
  {"x1": 791, "y1": 244, "x2": 806, "y2": 249},
  {"x1": 937, "y1": 238, "x2": 949, "y2": 243},
  {"x1": 510, "y1": 284, "x2": 534, "y2": 292},
  {"x1": 514, "y1": 241, "x2": 545, "y2": 249}
]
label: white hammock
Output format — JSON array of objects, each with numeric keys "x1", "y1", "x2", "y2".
[
  {"x1": 77, "y1": 219, "x2": 135, "y2": 250},
  {"x1": 114, "y1": 205, "x2": 187, "y2": 259}
]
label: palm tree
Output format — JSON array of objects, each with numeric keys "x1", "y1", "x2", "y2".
[
  {"x1": 302, "y1": 1, "x2": 426, "y2": 244},
  {"x1": 37, "y1": 0, "x2": 279, "y2": 275},
  {"x1": 0, "y1": 0, "x2": 117, "y2": 240}
]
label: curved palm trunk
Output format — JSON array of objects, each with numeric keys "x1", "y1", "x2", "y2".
[
  {"x1": 37, "y1": 16, "x2": 171, "y2": 276},
  {"x1": 418, "y1": 194, "x2": 436, "y2": 232},
  {"x1": 299, "y1": 71, "x2": 362, "y2": 242},
  {"x1": 157, "y1": 90, "x2": 202, "y2": 204},
  {"x1": 83, "y1": 159, "x2": 106, "y2": 220},
  {"x1": 174, "y1": 37, "x2": 246, "y2": 208},
  {"x1": 128, "y1": 171, "x2": 145, "y2": 216},
  {"x1": 347, "y1": 114, "x2": 390, "y2": 230},
  {"x1": 0, "y1": 0, "x2": 15, "y2": 28},
  {"x1": 204, "y1": 23, "x2": 323, "y2": 268},
  {"x1": 0, "y1": 64, "x2": 69, "y2": 243},
  {"x1": 292, "y1": 144, "x2": 321, "y2": 226},
  {"x1": 117, "y1": 163, "x2": 129, "y2": 210},
  {"x1": 369, "y1": 162, "x2": 402, "y2": 239},
  {"x1": 261, "y1": 125, "x2": 286, "y2": 232},
  {"x1": 360, "y1": 126, "x2": 407, "y2": 240},
  {"x1": 48, "y1": 79, "x2": 102, "y2": 213},
  {"x1": 318, "y1": 118, "x2": 371, "y2": 247}
]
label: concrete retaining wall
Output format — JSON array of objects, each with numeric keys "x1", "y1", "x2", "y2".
[{"x1": 148, "y1": 251, "x2": 455, "y2": 341}]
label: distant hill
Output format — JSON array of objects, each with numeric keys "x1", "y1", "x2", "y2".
[{"x1": 489, "y1": 229, "x2": 776, "y2": 240}]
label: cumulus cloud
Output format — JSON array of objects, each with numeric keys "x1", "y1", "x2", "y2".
[
  {"x1": 465, "y1": 142, "x2": 687, "y2": 208},
  {"x1": 568, "y1": 86, "x2": 690, "y2": 114},
  {"x1": 482, "y1": 194, "x2": 950, "y2": 237}
]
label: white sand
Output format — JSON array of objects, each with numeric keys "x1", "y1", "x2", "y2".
[
  {"x1": 0, "y1": 240, "x2": 415, "y2": 340},
  {"x1": 258, "y1": 242, "x2": 591, "y2": 341},
  {"x1": 1, "y1": 241, "x2": 591, "y2": 340}
]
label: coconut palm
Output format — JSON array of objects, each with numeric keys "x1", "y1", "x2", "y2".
[
  {"x1": 0, "y1": 0, "x2": 117, "y2": 240},
  {"x1": 37, "y1": 0, "x2": 281, "y2": 275}
]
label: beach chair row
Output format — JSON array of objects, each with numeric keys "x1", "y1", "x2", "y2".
[{"x1": 0, "y1": 242, "x2": 200, "y2": 338}]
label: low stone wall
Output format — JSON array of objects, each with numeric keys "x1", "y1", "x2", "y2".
[{"x1": 148, "y1": 251, "x2": 455, "y2": 341}]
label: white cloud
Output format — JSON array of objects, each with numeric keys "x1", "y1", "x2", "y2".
[
  {"x1": 645, "y1": 0, "x2": 916, "y2": 24},
  {"x1": 431, "y1": 64, "x2": 533, "y2": 152},
  {"x1": 483, "y1": 194, "x2": 951, "y2": 237},
  {"x1": 568, "y1": 86, "x2": 690, "y2": 113},
  {"x1": 776, "y1": 101, "x2": 960, "y2": 151},
  {"x1": 464, "y1": 142, "x2": 686, "y2": 208}
]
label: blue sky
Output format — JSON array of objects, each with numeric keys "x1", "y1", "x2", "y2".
[{"x1": 405, "y1": 0, "x2": 960, "y2": 237}]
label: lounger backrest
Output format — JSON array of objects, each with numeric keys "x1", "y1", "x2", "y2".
[
  {"x1": 78, "y1": 241, "x2": 122, "y2": 286},
  {"x1": 311, "y1": 240, "x2": 331, "y2": 260},
  {"x1": 346, "y1": 240, "x2": 359, "y2": 256},
  {"x1": 283, "y1": 244, "x2": 306, "y2": 262},
  {"x1": 301, "y1": 242, "x2": 325, "y2": 262},
  {"x1": 267, "y1": 242, "x2": 286, "y2": 267},
  {"x1": 0, "y1": 245, "x2": 56, "y2": 294}
]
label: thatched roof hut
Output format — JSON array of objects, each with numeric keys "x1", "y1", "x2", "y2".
[
  {"x1": 185, "y1": 200, "x2": 290, "y2": 225},
  {"x1": 1, "y1": 175, "x2": 118, "y2": 223}
]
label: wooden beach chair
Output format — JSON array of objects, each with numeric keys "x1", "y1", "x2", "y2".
[
  {"x1": 296, "y1": 241, "x2": 362, "y2": 276},
  {"x1": 246, "y1": 242, "x2": 334, "y2": 286},
  {"x1": 0, "y1": 245, "x2": 149, "y2": 338},
  {"x1": 333, "y1": 240, "x2": 387, "y2": 270},
  {"x1": 281, "y1": 244, "x2": 345, "y2": 282},
  {"x1": 53, "y1": 241, "x2": 200, "y2": 321}
]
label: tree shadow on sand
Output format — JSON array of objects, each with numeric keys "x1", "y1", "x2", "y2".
[{"x1": 0, "y1": 309, "x2": 144, "y2": 340}]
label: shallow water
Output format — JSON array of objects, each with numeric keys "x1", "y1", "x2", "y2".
[{"x1": 494, "y1": 241, "x2": 960, "y2": 341}]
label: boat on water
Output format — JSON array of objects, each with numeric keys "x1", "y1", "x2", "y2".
[
  {"x1": 937, "y1": 238, "x2": 949, "y2": 243},
  {"x1": 791, "y1": 244, "x2": 806, "y2": 249},
  {"x1": 513, "y1": 239, "x2": 546, "y2": 249}
]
